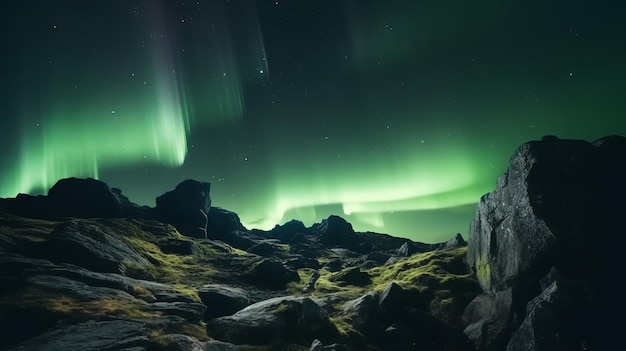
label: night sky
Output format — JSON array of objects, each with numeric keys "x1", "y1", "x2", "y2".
[{"x1": 1, "y1": 1, "x2": 625, "y2": 243}]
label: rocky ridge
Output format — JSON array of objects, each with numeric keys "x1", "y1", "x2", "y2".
[{"x1": 0, "y1": 134, "x2": 623, "y2": 350}]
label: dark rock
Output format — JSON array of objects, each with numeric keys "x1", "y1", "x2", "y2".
[
  {"x1": 155, "y1": 179, "x2": 211, "y2": 238},
  {"x1": 329, "y1": 267, "x2": 371, "y2": 286},
  {"x1": 283, "y1": 255, "x2": 321, "y2": 270},
  {"x1": 5, "y1": 320, "x2": 150, "y2": 351},
  {"x1": 397, "y1": 242, "x2": 416, "y2": 257},
  {"x1": 144, "y1": 301, "x2": 206, "y2": 323},
  {"x1": 363, "y1": 251, "x2": 391, "y2": 264},
  {"x1": 304, "y1": 271, "x2": 321, "y2": 293},
  {"x1": 198, "y1": 284, "x2": 250, "y2": 320},
  {"x1": 268, "y1": 219, "x2": 310, "y2": 241},
  {"x1": 342, "y1": 292, "x2": 381, "y2": 336},
  {"x1": 387, "y1": 308, "x2": 475, "y2": 351},
  {"x1": 44, "y1": 219, "x2": 151, "y2": 274},
  {"x1": 151, "y1": 334, "x2": 206, "y2": 351},
  {"x1": 314, "y1": 215, "x2": 360, "y2": 251},
  {"x1": 206, "y1": 207, "x2": 246, "y2": 238},
  {"x1": 47, "y1": 177, "x2": 125, "y2": 218},
  {"x1": 243, "y1": 258, "x2": 299, "y2": 290},
  {"x1": 465, "y1": 136, "x2": 626, "y2": 350},
  {"x1": 378, "y1": 282, "x2": 406, "y2": 312},
  {"x1": 463, "y1": 289, "x2": 516, "y2": 351},
  {"x1": 158, "y1": 239, "x2": 201, "y2": 255},
  {"x1": 323, "y1": 259, "x2": 344, "y2": 272},
  {"x1": 206, "y1": 296, "x2": 338, "y2": 345},
  {"x1": 246, "y1": 241, "x2": 283, "y2": 257},
  {"x1": 505, "y1": 280, "x2": 580, "y2": 351}
]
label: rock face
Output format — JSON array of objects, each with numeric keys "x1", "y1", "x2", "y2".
[
  {"x1": 465, "y1": 135, "x2": 626, "y2": 350},
  {"x1": 155, "y1": 179, "x2": 212, "y2": 238}
]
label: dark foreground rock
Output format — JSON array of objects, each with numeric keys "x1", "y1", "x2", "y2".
[
  {"x1": 206, "y1": 296, "x2": 340, "y2": 345},
  {"x1": 465, "y1": 135, "x2": 626, "y2": 350}
]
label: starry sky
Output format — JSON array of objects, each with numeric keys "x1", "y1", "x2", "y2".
[{"x1": 1, "y1": 1, "x2": 626, "y2": 243}]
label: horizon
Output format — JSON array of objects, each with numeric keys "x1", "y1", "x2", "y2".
[{"x1": 1, "y1": 1, "x2": 626, "y2": 243}]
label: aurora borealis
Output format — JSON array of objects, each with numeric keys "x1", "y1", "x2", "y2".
[{"x1": 1, "y1": 1, "x2": 626, "y2": 242}]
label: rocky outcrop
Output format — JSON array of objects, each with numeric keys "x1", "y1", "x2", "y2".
[
  {"x1": 206, "y1": 296, "x2": 339, "y2": 345},
  {"x1": 465, "y1": 135, "x2": 626, "y2": 350},
  {"x1": 154, "y1": 179, "x2": 211, "y2": 238},
  {"x1": 198, "y1": 284, "x2": 250, "y2": 320}
]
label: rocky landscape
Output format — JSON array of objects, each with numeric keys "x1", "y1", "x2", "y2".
[{"x1": 1, "y1": 135, "x2": 624, "y2": 350}]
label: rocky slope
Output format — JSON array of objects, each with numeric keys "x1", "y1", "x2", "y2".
[
  {"x1": 1, "y1": 134, "x2": 623, "y2": 351},
  {"x1": 0, "y1": 179, "x2": 476, "y2": 350}
]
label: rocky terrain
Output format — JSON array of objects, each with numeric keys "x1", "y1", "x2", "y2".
[{"x1": 0, "y1": 135, "x2": 624, "y2": 350}]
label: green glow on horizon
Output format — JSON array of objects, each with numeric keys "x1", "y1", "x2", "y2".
[{"x1": 238, "y1": 143, "x2": 500, "y2": 235}]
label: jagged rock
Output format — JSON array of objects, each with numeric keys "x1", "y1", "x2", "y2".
[
  {"x1": 397, "y1": 242, "x2": 416, "y2": 257},
  {"x1": 206, "y1": 296, "x2": 338, "y2": 345},
  {"x1": 207, "y1": 207, "x2": 245, "y2": 237},
  {"x1": 44, "y1": 219, "x2": 151, "y2": 274},
  {"x1": 465, "y1": 136, "x2": 626, "y2": 350},
  {"x1": 463, "y1": 289, "x2": 516, "y2": 351},
  {"x1": 443, "y1": 233, "x2": 466, "y2": 248},
  {"x1": 243, "y1": 258, "x2": 300, "y2": 290},
  {"x1": 329, "y1": 267, "x2": 371, "y2": 286},
  {"x1": 342, "y1": 292, "x2": 381, "y2": 336},
  {"x1": 268, "y1": 219, "x2": 310, "y2": 241},
  {"x1": 5, "y1": 320, "x2": 151, "y2": 351},
  {"x1": 378, "y1": 282, "x2": 406, "y2": 312},
  {"x1": 198, "y1": 284, "x2": 250, "y2": 320},
  {"x1": 155, "y1": 179, "x2": 211, "y2": 239},
  {"x1": 314, "y1": 215, "x2": 360, "y2": 251},
  {"x1": 505, "y1": 280, "x2": 580, "y2": 351}
]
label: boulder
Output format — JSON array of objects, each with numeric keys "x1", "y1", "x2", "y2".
[
  {"x1": 198, "y1": 284, "x2": 250, "y2": 320},
  {"x1": 158, "y1": 239, "x2": 201, "y2": 256},
  {"x1": 463, "y1": 289, "x2": 516, "y2": 351},
  {"x1": 342, "y1": 292, "x2": 381, "y2": 336},
  {"x1": 44, "y1": 219, "x2": 151, "y2": 274},
  {"x1": 268, "y1": 219, "x2": 310, "y2": 241},
  {"x1": 378, "y1": 282, "x2": 406, "y2": 313},
  {"x1": 329, "y1": 267, "x2": 371, "y2": 286},
  {"x1": 206, "y1": 296, "x2": 338, "y2": 345},
  {"x1": 155, "y1": 179, "x2": 211, "y2": 238},
  {"x1": 314, "y1": 215, "x2": 360, "y2": 251},
  {"x1": 5, "y1": 320, "x2": 150, "y2": 351},
  {"x1": 465, "y1": 135, "x2": 626, "y2": 350},
  {"x1": 243, "y1": 258, "x2": 300, "y2": 290}
]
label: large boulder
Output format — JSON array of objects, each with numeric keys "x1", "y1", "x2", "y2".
[
  {"x1": 242, "y1": 258, "x2": 299, "y2": 290},
  {"x1": 44, "y1": 219, "x2": 151, "y2": 274},
  {"x1": 155, "y1": 180, "x2": 211, "y2": 238},
  {"x1": 198, "y1": 284, "x2": 250, "y2": 320},
  {"x1": 465, "y1": 135, "x2": 626, "y2": 350},
  {"x1": 206, "y1": 296, "x2": 339, "y2": 345},
  {"x1": 313, "y1": 215, "x2": 360, "y2": 251}
]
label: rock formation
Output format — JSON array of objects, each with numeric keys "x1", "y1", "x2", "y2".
[{"x1": 465, "y1": 135, "x2": 626, "y2": 350}]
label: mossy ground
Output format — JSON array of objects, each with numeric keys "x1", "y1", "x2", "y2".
[{"x1": 1, "y1": 214, "x2": 479, "y2": 348}]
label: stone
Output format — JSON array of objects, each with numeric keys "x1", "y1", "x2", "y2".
[
  {"x1": 378, "y1": 282, "x2": 406, "y2": 312},
  {"x1": 5, "y1": 320, "x2": 150, "y2": 351},
  {"x1": 44, "y1": 219, "x2": 151, "y2": 274},
  {"x1": 206, "y1": 296, "x2": 338, "y2": 345},
  {"x1": 243, "y1": 258, "x2": 300, "y2": 290},
  {"x1": 342, "y1": 292, "x2": 381, "y2": 336},
  {"x1": 314, "y1": 215, "x2": 360, "y2": 250},
  {"x1": 198, "y1": 284, "x2": 250, "y2": 320},
  {"x1": 329, "y1": 267, "x2": 371, "y2": 286},
  {"x1": 463, "y1": 289, "x2": 516, "y2": 351},
  {"x1": 158, "y1": 239, "x2": 201, "y2": 255},
  {"x1": 155, "y1": 179, "x2": 211, "y2": 238}
]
